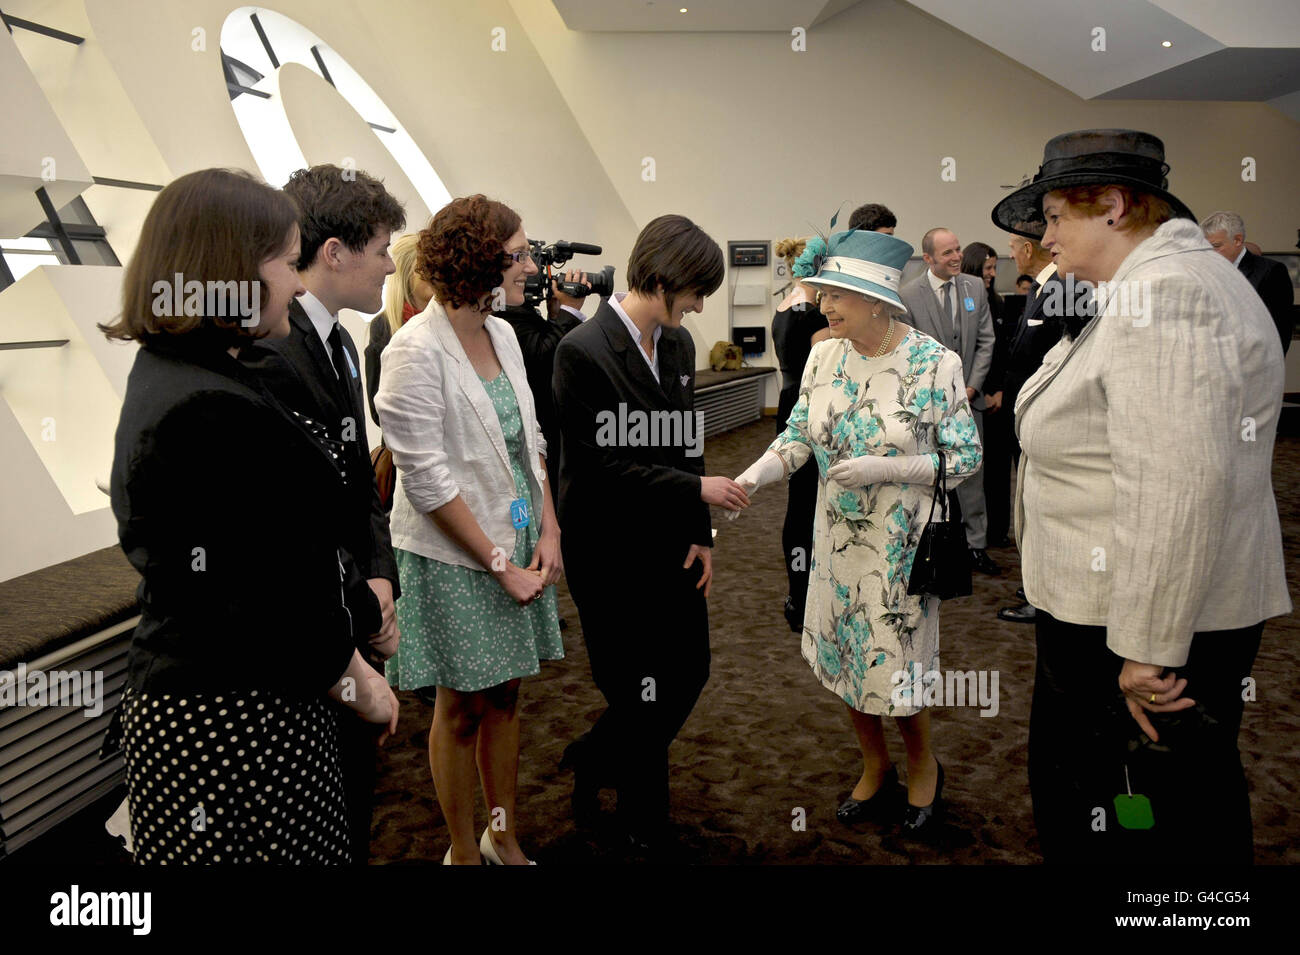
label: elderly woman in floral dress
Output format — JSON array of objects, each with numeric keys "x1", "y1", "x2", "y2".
[{"x1": 734, "y1": 229, "x2": 981, "y2": 832}]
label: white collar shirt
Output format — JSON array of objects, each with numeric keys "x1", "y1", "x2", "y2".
[
  {"x1": 298, "y1": 290, "x2": 340, "y2": 376},
  {"x1": 610, "y1": 291, "x2": 661, "y2": 383},
  {"x1": 927, "y1": 269, "x2": 957, "y2": 324}
]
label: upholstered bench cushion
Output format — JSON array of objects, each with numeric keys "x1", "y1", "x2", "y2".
[{"x1": 0, "y1": 547, "x2": 140, "y2": 672}]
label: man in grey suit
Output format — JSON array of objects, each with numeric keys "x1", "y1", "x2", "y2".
[{"x1": 900, "y1": 228, "x2": 999, "y2": 574}]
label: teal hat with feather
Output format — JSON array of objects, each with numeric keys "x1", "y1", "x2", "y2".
[{"x1": 798, "y1": 226, "x2": 913, "y2": 312}]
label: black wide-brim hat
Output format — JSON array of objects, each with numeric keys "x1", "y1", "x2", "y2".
[{"x1": 991, "y1": 129, "x2": 1195, "y2": 239}]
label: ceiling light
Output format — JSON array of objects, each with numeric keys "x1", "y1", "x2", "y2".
[
  {"x1": 680, "y1": 7, "x2": 688, "y2": 12},
  {"x1": 1161, "y1": 40, "x2": 1172, "y2": 47}
]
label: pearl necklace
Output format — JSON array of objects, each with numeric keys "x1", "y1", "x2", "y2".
[{"x1": 872, "y1": 315, "x2": 896, "y2": 358}]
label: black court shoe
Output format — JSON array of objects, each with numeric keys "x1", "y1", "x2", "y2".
[
  {"x1": 902, "y1": 760, "x2": 945, "y2": 833},
  {"x1": 783, "y1": 595, "x2": 803, "y2": 634},
  {"x1": 836, "y1": 766, "x2": 900, "y2": 825}
]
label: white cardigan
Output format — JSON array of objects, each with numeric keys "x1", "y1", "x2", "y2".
[
  {"x1": 375, "y1": 301, "x2": 548, "y2": 570},
  {"x1": 1014, "y1": 218, "x2": 1292, "y2": 667}
]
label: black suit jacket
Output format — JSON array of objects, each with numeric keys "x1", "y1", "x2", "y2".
[
  {"x1": 497, "y1": 303, "x2": 566, "y2": 490},
  {"x1": 1238, "y1": 250, "x2": 1294, "y2": 356},
  {"x1": 553, "y1": 301, "x2": 712, "y2": 568},
  {"x1": 240, "y1": 299, "x2": 399, "y2": 642},
  {"x1": 111, "y1": 335, "x2": 355, "y2": 697},
  {"x1": 1005, "y1": 275, "x2": 1065, "y2": 409}
]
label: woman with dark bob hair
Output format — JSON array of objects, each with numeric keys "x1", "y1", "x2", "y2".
[
  {"x1": 553, "y1": 214, "x2": 749, "y2": 856},
  {"x1": 103, "y1": 168, "x2": 398, "y2": 864},
  {"x1": 993, "y1": 129, "x2": 1291, "y2": 864},
  {"x1": 375, "y1": 195, "x2": 562, "y2": 865}
]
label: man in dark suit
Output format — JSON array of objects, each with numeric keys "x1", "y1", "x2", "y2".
[
  {"x1": 240, "y1": 164, "x2": 406, "y2": 864},
  {"x1": 899, "y1": 228, "x2": 999, "y2": 575},
  {"x1": 1202, "y1": 211, "x2": 1295, "y2": 355},
  {"x1": 553, "y1": 214, "x2": 747, "y2": 855},
  {"x1": 497, "y1": 272, "x2": 591, "y2": 490},
  {"x1": 996, "y1": 227, "x2": 1063, "y2": 624}
]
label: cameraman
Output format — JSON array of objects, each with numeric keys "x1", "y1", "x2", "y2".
[
  {"x1": 549, "y1": 268, "x2": 591, "y2": 333},
  {"x1": 496, "y1": 268, "x2": 592, "y2": 491}
]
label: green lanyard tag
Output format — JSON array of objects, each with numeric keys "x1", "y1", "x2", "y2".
[{"x1": 1114, "y1": 764, "x2": 1155, "y2": 830}]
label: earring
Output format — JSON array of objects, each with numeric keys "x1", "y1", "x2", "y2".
[{"x1": 1107, "y1": 218, "x2": 1114, "y2": 225}]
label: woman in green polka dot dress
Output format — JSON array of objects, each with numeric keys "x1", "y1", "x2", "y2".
[{"x1": 375, "y1": 196, "x2": 563, "y2": 865}]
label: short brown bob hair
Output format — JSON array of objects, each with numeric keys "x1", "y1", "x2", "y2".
[
  {"x1": 417, "y1": 195, "x2": 522, "y2": 310},
  {"x1": 1051, "y1": 184, "x2": 1174, "y2": 236},
  {"x1": 101, "y1": 168, "x2": 299, "y2": 345},
  {"x1": 626, "y1": 214, "x2": 724, "y2": 318}
]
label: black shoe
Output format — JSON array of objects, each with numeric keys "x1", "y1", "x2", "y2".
[
  {"x1": 997, "y1": 603, "x2": 1037, "y2": 624},
  {"x1": 902, "y1": 760, "x2": 944, "y2": 833},
  {"x1": 969, "y1": 549, "x2": 1001, "y2": 575},
  {"x1": 559, "y1": 740, "x2": 600, "y2": 827},
  {"x1": 1015, "y1": 587, "x2": 1026, "y2": 601},
  {"x1": 986, "y1": 535, "x2": 1010, "y2": 549},
  {"x1": 783, "y1": 595, "x2": 803, "y2": 634},
  {"x1": 836, "y1": 766, "x2": 900, "y2": 824}
]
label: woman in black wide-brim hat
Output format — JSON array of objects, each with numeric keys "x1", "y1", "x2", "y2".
[{"x1": 993, "y1": 129, "x2": 1291, "y2": 864}]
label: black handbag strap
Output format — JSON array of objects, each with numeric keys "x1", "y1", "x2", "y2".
[{"x1": 924, "y1": 452, "x2": 948, "y2": 525}]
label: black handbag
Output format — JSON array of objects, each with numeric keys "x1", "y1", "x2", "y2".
[{"x1": 906, "y1": 453, "x2": 972, "y2": 599}]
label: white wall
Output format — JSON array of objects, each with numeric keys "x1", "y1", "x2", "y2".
[{"x1": 1, "y1": 0, "x2": 1297, "y2": 581}]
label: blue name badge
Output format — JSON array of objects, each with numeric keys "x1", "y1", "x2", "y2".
[
  {"x1": 963, "y1": 296, "x2": 975, "y2": 312},
  {"x1": 509, "y1": 497, "x2": 530, "y2": 529}
]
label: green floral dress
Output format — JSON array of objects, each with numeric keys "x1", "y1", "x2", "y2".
[
  {"x1": 769, "y1": 329, "x2": 981, "y2": 715},
  {"x1": 386, "y1": 372, "x2": 563, "y2": 693}
]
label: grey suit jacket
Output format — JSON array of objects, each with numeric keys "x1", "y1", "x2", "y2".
[{"x1": 900, "y1": 271, "x2": 995, "y2": 407}]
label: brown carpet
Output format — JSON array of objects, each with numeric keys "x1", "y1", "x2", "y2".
[{"x1": 368, "y1": 420, "x2": 1300, "y2": 865}]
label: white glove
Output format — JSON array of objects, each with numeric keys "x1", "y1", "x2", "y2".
[
  {"x1": 727, "y1": 451, "x2": 785, "y2": 521},
  {"x1": 828, "y1": 453, "x2": 936, "y2": 488}
]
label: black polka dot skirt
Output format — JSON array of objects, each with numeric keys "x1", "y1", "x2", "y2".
[{"x1": 119, "y1": 688, "x2": 351, "y2": 864}]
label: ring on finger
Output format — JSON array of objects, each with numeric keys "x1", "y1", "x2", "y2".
[{"x1": 1149, "y1": 693, "x2": 1157, "y2": 703}]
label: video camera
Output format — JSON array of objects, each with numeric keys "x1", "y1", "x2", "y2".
[{"x1": 523, "y1": 239, "x2": 616, "y2": 308}]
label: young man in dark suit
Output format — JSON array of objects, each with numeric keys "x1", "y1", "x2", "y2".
[
  {"x1": 553, "y1": 214, "x2": 748, "y2": 855},
  {"x1": 240, "y1": 164, "x2": 406, "y2": 864},
  {"x1": 1203, "y1": 211, "x2": 1295, "y2": 355}
]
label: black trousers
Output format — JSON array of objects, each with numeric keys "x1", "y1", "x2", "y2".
[
  {"x1": 564, "y1": 544, "x2": 711, "y2": 833},
  {"x1": 1029, "y1": 610, "x2": 1263, "y2": 864},
  {"x1": 982, "y1": 407, "x2": 1013, "y2": 546},
  {"x1": 782, "y1": 458, "x2": 819, "y2": 620}
]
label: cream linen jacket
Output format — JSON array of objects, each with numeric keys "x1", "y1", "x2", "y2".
[
  {"x1": 1014, "y1": 218, "x2": 1291, "y2": 667},
  {"x1": 376, "y1": 300, "x2": 548, "y2": 569}
]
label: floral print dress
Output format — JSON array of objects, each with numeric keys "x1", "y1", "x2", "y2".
[{"x1": 769, "y1": 329, "x2": 981, "y2": 715}]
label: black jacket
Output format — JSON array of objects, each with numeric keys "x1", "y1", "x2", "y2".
[
  {"x1": 1005, "y1": 275, "x2": 1065, "y2": 410},
  {"x1": 111, "y1": 335, "x2": 355, "y2": 697},
  {"x1": 1239, "y1": 250, "x2": 1295, "y2": 356},
  {"x1": 240, "y1": 300, "x2": 399, "y2": 643},
  {"x1": 497, "y1": 303, "x2": 566, "y2": 490},
  {"x1": 553, "y1": 301, "x2": 711, "y2": 565}
]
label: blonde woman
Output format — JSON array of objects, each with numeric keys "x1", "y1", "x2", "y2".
[
  {"x1": 771, "y1": 237, "x2": 832, "y2": 631},
  {"x1": 365, "y1": 232, "x2": 435, "y2": 425}
]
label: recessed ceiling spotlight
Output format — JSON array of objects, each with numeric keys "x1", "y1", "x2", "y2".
[
  {"x1": 680, "y1": 7, "x2": 688, "y2": 13},
  {"x1": 1161, "y1": 40, "x2": 1172, "y2": 47}
]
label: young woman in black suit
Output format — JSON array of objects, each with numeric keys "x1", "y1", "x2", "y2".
[
  {"x1": 102, "y1": 168, "x2": 398, "y2": 864},
  {"x1": 552, "y1": 214, "x2": 749, "y2": 853}
]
